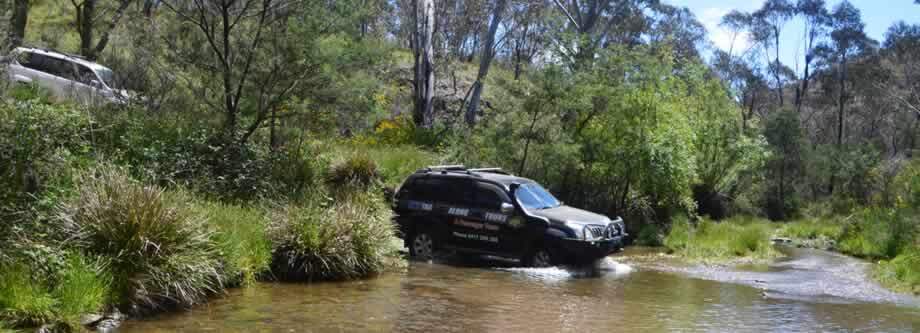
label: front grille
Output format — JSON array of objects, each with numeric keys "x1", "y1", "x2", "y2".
[{"x1": 586, "y1": 225, "x2": 607, "y2": 239}]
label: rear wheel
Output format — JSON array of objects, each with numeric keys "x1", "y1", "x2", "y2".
[{"x1": 409, "y1": 231, "x2": 435, "y2": 260}]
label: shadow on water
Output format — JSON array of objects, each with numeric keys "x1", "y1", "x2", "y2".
[{"x1": 118, "y1": 247, "x2": 920, "y2": 333}]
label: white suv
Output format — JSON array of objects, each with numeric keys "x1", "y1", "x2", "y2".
[{"x1": 4, "y1": 47, "x2": 127, "y2": 104}]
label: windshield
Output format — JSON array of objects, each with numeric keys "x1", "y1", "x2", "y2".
[
  {"x1": 515, "y1": 183, "x2": 562, "y2": 210},
  {"x1": 97, "y1": 67, "x2": 116, "y2": 89}
]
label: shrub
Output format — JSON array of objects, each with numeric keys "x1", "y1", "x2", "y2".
[
  {"x1": 327, "y1": 154, "x2": 379, "y2": 188},
  {"x1": 0, "y1": 100, "x2": 92, "y2": 221},
  {"x1": 192, "y1": 201, "x2": 272, "y2": 286},
  {"x1": 270, "y1": 191, "x2": 401, "y2": 281},
  {"x1": 837, "y1": 207, "x2": 913, "y2": 259},
  {"x1": 663, "y1": 215, "x2": 692, "y2": 251},
  {"x1": 635, "y1": 223, "x2": 663, "y2": 246},
  {"x1": 57, "y1": 166, "x2": 223, "y2": 314}
]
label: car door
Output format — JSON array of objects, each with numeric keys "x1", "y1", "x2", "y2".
[
  {"x1": 470, "y1": 181, "x2": 518, "y2": 254},
  {"x1": 74, "y1": 64, "x2": 102, "y2": 104}
]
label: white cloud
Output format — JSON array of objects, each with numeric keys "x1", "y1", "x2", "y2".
[{"x1": 699, "y1": 7, "x2": 751, "y2": 56}]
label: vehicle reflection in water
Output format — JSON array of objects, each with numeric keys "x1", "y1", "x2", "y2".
[{"x1": 118, "y1": 248, "x2": 920, "y2": 332}]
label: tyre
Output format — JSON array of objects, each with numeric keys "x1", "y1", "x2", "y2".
[
  {"x1": 409, "y1": 231, "x2": 435, "y2": 260},
  {"x1": 523, "y1": 247, "x2": 555, "y2": 268}
]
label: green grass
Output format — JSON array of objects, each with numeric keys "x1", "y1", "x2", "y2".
[
  {"x1": 52, "y1": 255, "x2": 111, "y2": 325},
  {"x1": 663, "y1": 216, "x2": 780, "y2": 262},
  {"x1": 0, "y1": 263, "x2": 56, "y2": 327},
  {"x1": 775, "y1": 218, "x2": 845, "y2": 240},
  {"x1": 0, "y1": 254, "x2": 109, "y2": 330},
  {"x1": 364, "y1": 145, "x2": 437, "y2": 188},
  {"x1": 270, "y1": 190, "x2": 402, "y2": 281},
  {"x1": 192, "y1": 201, "x2": 272, "y2": 286},
  {"x1": 874, "y1": 248, "x2": 920, "y2": 295}
]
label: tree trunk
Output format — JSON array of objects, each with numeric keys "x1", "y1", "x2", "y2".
[
  {"x1": 837, "y1": 55, "x2": 847, "y2": 147},
  {"x1": 78, "y1": 0, "x2": 95, "y2": 58},
  {"x1": 90, "y1": 0, "x2": 132, "y2": 60},
  {"x1": 774, "y1": 27, "x2": 784, "y2": 107},
  {"x1": 797, "y1": 55, "x2": 811, "y2": 113},
  {"x1": 412, "y1": 0, "x2": 435, "y2": 128},
  {"x1": 465, "y1": 0, "x2": 507, "y2": 126},
  {"x1": 7, "y1": 0, "x2": 29, "y2": 49}
]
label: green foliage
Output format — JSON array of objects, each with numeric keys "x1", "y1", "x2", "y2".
[
  {"x1": 0, "y1": 99, "x2": 92, "y2": 221},
  {"x1": 52, "y1": 254, "x2": 111, "y2": 325},
  {"x1": 270, "y1": 190, "x2": 401, "y2": 281},
  {"x1": 0, "y1": 263, "x2": 55, "y2": 327},
  {"x1": 192, "y1": 201, "x2": 272, "y2": 286},
  {"x1": 875, "y1": 248, "x2": 920, "y2": 295},
  {"x1": 837, "y1": 207, "x2": 915, "y2": 259},
  {"x1": 362, "y1": 145, "x2": 437, "y2": 188},
  {"x1": 0, "y1": 254, "x2": 109, "y2": 329},
  {"x1": 635, "y1": 223, "x2": 663, "y2": 246},
  {"x1": 57, "y1": 166, "x2": 223, "y2": 314},
  {"x1": 776, "y1": 218, "x2": 845, "y2": 240},
  {"x1": 762, "y1": 109, "x2": 804, "y2": 220},
  {"x1": 327, "y1": 153, "x2": 379, "y2": 188},
  {"x1": 664, "y1": 216, "x2": 779, "y2": 262}
]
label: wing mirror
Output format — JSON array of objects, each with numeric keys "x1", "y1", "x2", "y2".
[
  {"x1": 89, "y1": 79, "x2": 103, "y2": 89},
  {"x1": 500, "y1": 202, "x2": 515, "y2": 214}
]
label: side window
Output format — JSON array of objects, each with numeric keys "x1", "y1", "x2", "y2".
[
  {"x1": 17, "y1": 52, "x2": 43, "y2": 71},
  {"x1": 46, "y1": 58, "x2": 76, "y2": 80},
  {"x1": 441, "y1": 179, "x2": 474, "y2": 206},
  {"x1": 76, "y1": 65, "x2": 98, "y2": 85},
  {"x1": 474, "y1": 182, "x2": 511, "y2": 210}
]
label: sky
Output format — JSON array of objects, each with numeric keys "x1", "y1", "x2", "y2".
[{"x1": 666, "y1": 0, "x2": 920, "y2": 73}]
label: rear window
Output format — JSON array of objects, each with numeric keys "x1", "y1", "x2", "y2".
[{"x1": 17, "y1": 52, "x2": 76, "y2": 80}]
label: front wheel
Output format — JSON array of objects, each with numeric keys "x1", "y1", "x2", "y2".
[
  {"x1": 523, "y1": 247, "x2": 555, "y2": 268},
  {"x1": 409, "y1": 231, "x2": 435, "y2": 261}
]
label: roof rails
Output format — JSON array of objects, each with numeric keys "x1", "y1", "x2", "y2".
[
  {"x1": 468, "y1": 168, "x2": 510, "y2": 175},
  {"x1": 417, "y1": 165, "x2": 511, "y2": 176}
]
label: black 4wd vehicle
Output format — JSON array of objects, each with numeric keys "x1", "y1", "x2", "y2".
[{"x1": 393, "y1": 166, "x2": 626, "y2": 267}]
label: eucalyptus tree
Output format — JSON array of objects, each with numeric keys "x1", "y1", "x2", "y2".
[
  {"x1": 825, "y1": 0, "x2": 874, "y2": 148},
  {"x1": 69, "y1": 0, "x2": 135, "y2": 60},
  {"x1": 6, "y1": 0, "x2": 28, "y2": 49},
  {"x1": 753, "y1": 0, "x2": 795, "y2": 106},
  {"x1": 881, "y1": 22, "x2": 920, "y2": 154},
  {"x1": 412, "y1": 0, "x2": 436, "y2": 127},
  {"x1": 157, "y1": 0, "x2": 315, "y2": 145},
  {"x1": 795, "y1": 0, "x2": 830, "y2": 113},
  {"x1": 549, "y1": 0, "x2": 658, "y2": 70},
  {"x1": 465, "y1": 0, "x2": 508, "y2": 125},
  {"x1": 719, "y1": 10, "x2": 752, "y2": 58}
]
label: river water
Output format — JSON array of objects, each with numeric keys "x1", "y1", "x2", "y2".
[{"x1": 119, "y1": 247, "x2": 920, "y2": 332}]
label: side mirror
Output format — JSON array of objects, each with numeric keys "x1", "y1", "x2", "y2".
[
  {"x1": 500, "y1": 202, "x2": 515, "y2": 214},
  {"x1": 89, "y1": 79, "x2": 103, "y2": 89}
]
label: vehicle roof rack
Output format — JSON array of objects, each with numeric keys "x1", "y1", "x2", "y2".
[
  {"x1": 416, "y1": 165, "x2": 512, "y2": 177},
  {"x1": 468, "y1": 168, "x2": 510, "y2": 175}
]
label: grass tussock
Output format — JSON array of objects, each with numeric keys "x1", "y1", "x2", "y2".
[
  {"x1": 269, "y1": 190, "x2": 402, "y2": 281},
  {"x1": 57, "y1": 166, "x2": 223, "y2": 314},
  {"x1": 192, "y1": 201, "x2": 272, "y2": 286},
  {"x1": 327, "y1": 154, "x2": 379, "y2": 188},
  {"x1": 663, "y1": 216, "x2": 780, "y2": 262}
]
